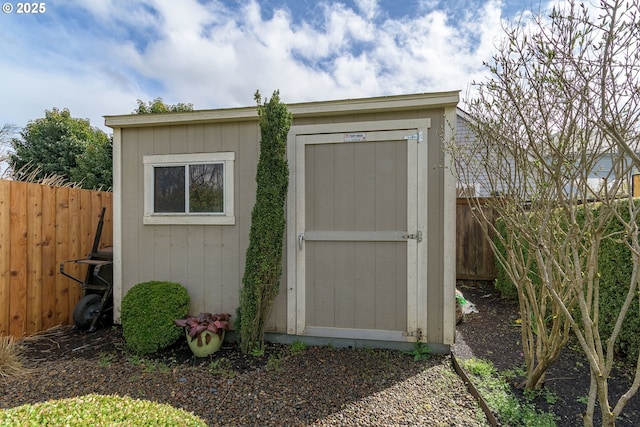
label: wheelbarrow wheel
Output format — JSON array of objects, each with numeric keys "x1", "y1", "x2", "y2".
[{"x1": 73, "y1": 294, "x2": 102, "y2": 330}]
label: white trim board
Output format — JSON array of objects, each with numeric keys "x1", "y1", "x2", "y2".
[
  {"x1": 105, "y1": 92, "x2": 458, "y2": 128},
  {"x1": 142, "y1": 152, "x2": 236, "y2": 225},
  {"x1": 303, "y1": 327, "x2": 411, "y2": 342},
  {"x1": 112, "y1": 128, "x2": 123, "y2": 323}
]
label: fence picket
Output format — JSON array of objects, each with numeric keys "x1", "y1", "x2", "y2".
[
  {"x1": 27, "y1": 183, "x2": 43, "y2": 333},
  {"x1": 68, "y1": 188, "x2": 82, "y2": 311},
  {"x1": 9, "y1": 181, "x2": 28, "y2": 336},
  {"x1": 0, "y1": 180, "x2": 10, "y2": 335},
  {"x1": 41, "y1": 184, "x2": 57, "y2": 331}
]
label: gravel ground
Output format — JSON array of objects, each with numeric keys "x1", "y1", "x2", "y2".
[{"x1": 1, "y1": 326, "x2": 488, "y2": 426}]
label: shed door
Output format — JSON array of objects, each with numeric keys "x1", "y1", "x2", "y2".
[{"x1": 292, "y1": 120, "x2": 428, "y2": 342}]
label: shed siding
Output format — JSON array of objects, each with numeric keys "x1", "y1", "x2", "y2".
[
  {"x1": 115, "y1": 94, "x2": 456, "y2": 343},
  {"x1": 426, "y1": 111, "x2": 446, "y2": 343},
  {"x1": 305, "y1": 241, "x2": 406, "y2": 329},
  {"x1": 304, "y1": 140, "x2": 408, "y2": 331},
  {"x1": 120, "y1": 122, "x2": 287, "y2": 331}
]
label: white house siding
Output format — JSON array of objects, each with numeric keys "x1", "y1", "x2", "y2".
[
  {"x1": 454, "y1": 113, "x2": 495, "y2": 197},
  {"x1": 454, "y1": 112, "x2": 640, "y2": 199}
]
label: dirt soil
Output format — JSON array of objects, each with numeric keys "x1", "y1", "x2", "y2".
[
  {"x1": 453, "y1": 281, "x2": 640, "y2": 426},
  {"x1": 3, "y1": 281, "x2": 639, "y2": 426}
]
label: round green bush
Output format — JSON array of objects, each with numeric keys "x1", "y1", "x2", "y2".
[
  {"x1": 0, "y1": 393, "x2": 207, "y2": 426},
  {"x1": 121, "y1": 280, "x2": 190, "y2": 354}
]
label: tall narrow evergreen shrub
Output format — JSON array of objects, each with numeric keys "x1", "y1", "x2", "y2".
[{"x1": 239, "y1": 90, "x2": 292, "y2": 354}]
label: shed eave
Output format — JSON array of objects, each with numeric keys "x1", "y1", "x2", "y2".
[
  {"x1": 104, "y1": 106, "x2": 258, "y2": 128},
  {"x1": 104, "y1": 91, "x2": 460, "y2": 129}
]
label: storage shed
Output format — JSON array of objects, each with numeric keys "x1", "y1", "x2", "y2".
[{"x1": 105, "y1": 91, "x2": 458, "y2": 351}]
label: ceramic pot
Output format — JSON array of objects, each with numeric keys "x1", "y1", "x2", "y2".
[{"x1": 186, "y1": 330, "x2": 224, "y2": 357}]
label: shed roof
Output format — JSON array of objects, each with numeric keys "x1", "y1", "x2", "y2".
[{"x1": 104, "y1": 91, "x2": 460, "y2": 129}]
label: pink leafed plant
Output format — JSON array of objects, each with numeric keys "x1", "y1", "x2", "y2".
[{"x1": 175, "y1": 313, "x2": 231, "y2": 346}]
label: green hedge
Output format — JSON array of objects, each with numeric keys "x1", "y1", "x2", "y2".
[
  {"x1": 121, "y1": 281, "x2": 190, "y2": 354},
  {"x1": 597, "y1": 202, "x2": 640, "y2": 363},
  {"x1": 493, "y1": 218, "x2": 534, "y2": 299},
  {"x1": 0, "y1": 394, "x2": 206, "y2": 426},
  {"x1": 493, "y1": 200, "x2": 640, "y2": 366}
]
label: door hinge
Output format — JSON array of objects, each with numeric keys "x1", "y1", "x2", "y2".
[
  {"x1": 403, "y1": 130, "x2": 423, "y2": 143},
  {"x1": 403, "y1": 230, "x2": 422, "y2": 242}
]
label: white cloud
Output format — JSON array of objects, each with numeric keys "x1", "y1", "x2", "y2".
[
  {"x1": 354, "y1": 0, "x2": 379, "y2": 21},
  {"x1": 110, "y1": 0, "x2": 508, "y2": 108},
  {"x1": 0, "y1": 0, "x2": 559, "y2": 131},
  {"x1": 66, "y1": 0, "x2": 164, "y2": 29}
]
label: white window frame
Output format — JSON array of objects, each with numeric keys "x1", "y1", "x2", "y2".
[{"x1": 143, "y1": 152, "x2": 235, "y2": 225}]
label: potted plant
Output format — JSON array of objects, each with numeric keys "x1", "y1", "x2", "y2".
[{"x1": 174, "y1": 312, "x2": 231, "y2": 357}]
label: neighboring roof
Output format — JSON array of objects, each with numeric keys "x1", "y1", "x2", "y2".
[
  {"x1": 104, "y1": 91, "x2": 460, "y2": 129},
  {"x1": 455, "y1": 107, "x2": 472, "y2": 122}
]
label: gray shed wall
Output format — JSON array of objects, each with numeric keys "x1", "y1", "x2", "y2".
[{"x1": 116, "y1": 101, "x2": 454, "y2": 342}]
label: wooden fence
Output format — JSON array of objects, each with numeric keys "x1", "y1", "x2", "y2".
[
  {"x1": 0, "y1": 180, "x2": 112, "y2": 337},
  {"x1": 456, "y1": 198, "x2": 497, "y2": 281}
]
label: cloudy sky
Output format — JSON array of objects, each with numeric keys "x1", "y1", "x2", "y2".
[{"x1": 0, "y1": 0, "x2": 555, "y2": 134}]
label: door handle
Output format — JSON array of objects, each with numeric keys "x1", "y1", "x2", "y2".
[{"x1": 298, "y1": 233, "x2": 305, "y2": 250}]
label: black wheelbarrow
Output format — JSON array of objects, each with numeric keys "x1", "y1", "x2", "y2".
[{"x1": 60, "y1": 207, "x2": 113, "y2": 332}]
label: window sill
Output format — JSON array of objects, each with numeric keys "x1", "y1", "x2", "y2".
[{"x1": 143, "y1": 215, "x2": 236, "y2": 225}]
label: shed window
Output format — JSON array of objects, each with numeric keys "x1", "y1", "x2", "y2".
[{"x1": 143, "y1": 153, "x2": 235, "y2": 225}]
